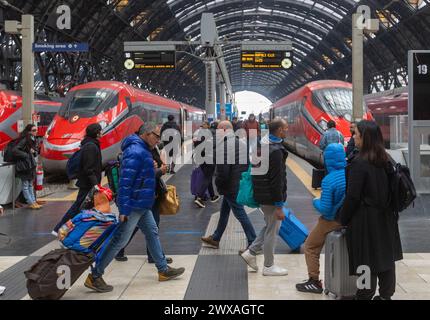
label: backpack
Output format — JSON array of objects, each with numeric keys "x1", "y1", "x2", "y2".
[
  {"x1": 66, "y1": 149, "x2": 82, "y2": 180},
  {"x1": 58, "y1": 209, "x2": 118, "y2": 254},
  {"x1": 388, "y1": 161, "x2": 417, "y2": 213},
  {"x1": 2, "y1": 139, "x2": 19, "y2": 163},
  {"x1": 105, "y1": 160, "x2": 120, "y2": 197}
]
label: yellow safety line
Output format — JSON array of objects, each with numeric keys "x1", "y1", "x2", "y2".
[
  {"x1": 286, "y1": 157, "x2": 321, "y2": 199},
  {"x1": 41, "y1": 176, "x2": 109, "y2": 202}
]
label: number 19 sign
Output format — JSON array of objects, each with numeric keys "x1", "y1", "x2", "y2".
[{"x1": 412, "y1": 51, "x2": 430, "y2": 121}]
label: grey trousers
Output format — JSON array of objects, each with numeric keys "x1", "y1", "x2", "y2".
[{"x1": 248, "y1": 205, "x2": 281, "y2": 267}]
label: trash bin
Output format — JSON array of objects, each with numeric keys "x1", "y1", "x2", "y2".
[{"x1": 0, "y1": 163, "x2": 21, "y2": 205}]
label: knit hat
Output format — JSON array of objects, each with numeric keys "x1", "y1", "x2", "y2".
[{"x1": 86, "y1": 123, "x2": 102, "y2": 138}]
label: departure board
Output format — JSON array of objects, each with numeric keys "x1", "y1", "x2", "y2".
[
  {"x1": 124, "y1": 51, "x2": 176, "y2": 70},
  {"x1": 241, "y1": 50, "x2": 293, "y2": 70},
  {"x1": 412, "y1": 52, "x2": 430, "y2": 120}
]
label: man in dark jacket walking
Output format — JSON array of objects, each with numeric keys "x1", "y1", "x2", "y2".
[
  {"x1": 84, "y1": 123, "x2": 185, "y2": 293},
  {"x1": 160, "y1": 115, "x2": 181, "y2": 174},
  {"x1": 201, "y1": 121, "x2": 256, "y2": 249},
  {"x1": 241, "y1": 118, "x2": 289, "y2": 276},
  {"x1": 53, "y1": 123, "x2": 103, "y2": 234},
  {"x1": 346, "y1": 121, "x2": 357, "y2": 159}
]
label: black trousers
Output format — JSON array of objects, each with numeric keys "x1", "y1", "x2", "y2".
[
  {"x1": 54, "y1": 187, "x2": 91, "y2": 232},
  {"x1": 356, "y1": 267, "x2": 396, "y2": 300}
]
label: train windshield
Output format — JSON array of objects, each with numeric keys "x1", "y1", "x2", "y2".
[
  {"x1": 59, "y1": 88, "x2": 117, "y2": 118},
  {"x1": 312, "y1": 87, "x2": 353, "y2": 119}
]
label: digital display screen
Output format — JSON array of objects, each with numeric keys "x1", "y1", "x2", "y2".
[
  {"x1": 124, "y1": 51, "x2": 176, "y2": 70},
  {"x1": 241, "y1": 50, "x2": 293, "y2": 70},
  {"x1": 413, "y1": 52, "x2": 430, "y2": 120}
]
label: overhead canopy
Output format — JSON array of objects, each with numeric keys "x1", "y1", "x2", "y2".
[{"x1": 0, "y1": 0, "x2": 429, "y2": 106}]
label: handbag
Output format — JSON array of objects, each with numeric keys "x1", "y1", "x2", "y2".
[
  {"x1": 236, "y1": 166, "x2": 259, "y2": 208},
  {"x1": 159, "y1": 185, "x2": 180, "y2": 215}
]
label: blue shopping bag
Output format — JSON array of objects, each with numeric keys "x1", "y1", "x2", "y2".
[
  {"x1": 279, "y1": 208, "x2": 309, "y2": 251},
  {"x1": 191, "y1": 166, "x2": 207, "y2": 197},
  {"x1": 236, "y1": 166, "x2": 259, "y2": 208}
]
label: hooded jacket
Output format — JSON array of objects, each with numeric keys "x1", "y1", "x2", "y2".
[
  {"x1": 313, "y1": 143, "x2": 346, "y2": 220},
  {"x1": 76, "y1": 136, "x2": 102, "y2": 188},
  {"x1": 252, "y1": 134, "x2": 288, "y2": 206},
  {"x1": 117, "y1": 134, "x2": 155, "y2": 216}
]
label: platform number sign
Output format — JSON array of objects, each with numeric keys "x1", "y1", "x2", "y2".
[{"x1": 412, "y1": 52, "x2": 430, "y2": 121}]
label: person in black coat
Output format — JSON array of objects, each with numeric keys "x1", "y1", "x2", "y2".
[
  {"x1": 338, "y1": 120, "x2": 403, "y2": 300},
  {"x1": 201, "y1": 121, "x2": 256, "y2": 249},
  {"x1": 53, "y1": 123, "x2": 103, "y2": 234},
  {"x1": 160, "y1": 115, "x2": 181, "y2": 174},
  {"x1": 12, "y1": 124, "x2": 40, "y2": 209},
  {"x1": 345, "y1": 121, "x2": 357, "y2": 158}
]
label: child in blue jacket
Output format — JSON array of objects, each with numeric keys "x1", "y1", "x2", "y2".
[{"x1": 296, "y1": 143, "x2": 346, "y2": 293}]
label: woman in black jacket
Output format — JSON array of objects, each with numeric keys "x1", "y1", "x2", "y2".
[
  {"x1": 12, "y1": 124, "x2": 40, "y2": 210},
  {"x1": 338, "y1": 120, "x2": 403, "y2": 300}
]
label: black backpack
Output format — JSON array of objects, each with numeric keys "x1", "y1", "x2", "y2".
[
  {"x1": 2, "y1": 139, "x2": 19, "y2": 163},
  {"x1": 388, "y1": 161, "x2": 417, "y2": 213}
]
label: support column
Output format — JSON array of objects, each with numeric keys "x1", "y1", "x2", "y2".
[
  {"x1": 205, "y1": 60, "x2": 217, "y2": 122},
  {"x1": 219, "y1": 81, "x2": 226, "y2": 121},
  {"x1": 352, "y1": 13, "x2": 364, "y2": 122}
]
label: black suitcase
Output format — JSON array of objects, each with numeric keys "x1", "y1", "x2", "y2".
[{"x1": 312, "y1": 168, "x2": 326, "y2": 189}]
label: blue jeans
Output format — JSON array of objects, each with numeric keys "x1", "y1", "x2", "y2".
[
  {"x1": 92, "y1": 209, "x2": 168, "y2": 278},
  {"x1": 22, "y1": 179, "x2": 36, "y2": 204},
  {"x1": 212, "y1": 195, "x2": 256, "y2": 246}
]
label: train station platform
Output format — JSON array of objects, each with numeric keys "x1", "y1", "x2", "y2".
[{"x1": 1, "y1": 153, "x2": 430, "y2": 300}]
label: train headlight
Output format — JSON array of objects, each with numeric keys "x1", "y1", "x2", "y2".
[
  {"x1": 344, "y1": 113, "x2": 352, "y2": 122},
  {"x1": 318, "y1": 120, "x2": 328, "y2": 130}
]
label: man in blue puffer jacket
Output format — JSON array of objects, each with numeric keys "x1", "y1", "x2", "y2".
[
  {"x1": 296, "y1": 143, "x2": 346, "y2": 294},
  {"x1": 85, "y1": 123, "x2": 185, "y2": 293}
]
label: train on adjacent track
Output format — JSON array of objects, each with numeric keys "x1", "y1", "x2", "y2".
[
  {"x1": 41, "y1": 81, "x2": 205, "y2": 173},
  {"x1": 269, "y1": 80, "x2": 373, "y2": 165},
  {"x1": 0, "y1": 90, "x2": 62, "y2": 150}
]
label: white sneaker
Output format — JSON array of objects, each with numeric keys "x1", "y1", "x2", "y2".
[
  {"x1": 51, "y1": 230, "x2": 58, "y2": 237},
  {"x1": 263, "y1": 265, "x2": 288, "y2": 276},
  {"x1": 0, "y1": 286, "x2": 5, "y2": 295},
  {"x1": 240, "y1": 250, "x2": 258, "y2": 271}
]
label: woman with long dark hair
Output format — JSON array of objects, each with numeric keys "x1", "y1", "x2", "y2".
[
  {"x1": 12, "y1": 124, "x2": 41, "y2": 209},
  {"x1": 338, "y1": 120, "x2": 403, "y2": 300}
]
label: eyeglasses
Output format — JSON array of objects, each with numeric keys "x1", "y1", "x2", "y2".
[
  {"x1": 31, "y1": 129, "x2": 38, "y2": 132},
  {"x1": 151, "y1": 132, "x2": 161, "y2": 139}
]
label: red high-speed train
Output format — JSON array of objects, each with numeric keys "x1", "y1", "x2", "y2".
[
  {"x1": 0, "y1": 90, "x2": 62, "y2": 150},
  {"x1": 270, "y1": 80, "x2": 373, "y2": 164},
  {"x1": 41, "y1": 81, "x2": 205, "y2": 173},
  {"x1": 365, "y1": 87, "x2": 408, "y2": 147}
]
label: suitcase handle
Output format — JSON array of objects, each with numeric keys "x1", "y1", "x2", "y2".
[{"x1": 330, "y1": 243, "x2": 335, "y2": 278}]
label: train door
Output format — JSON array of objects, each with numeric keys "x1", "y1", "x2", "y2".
[{"x1": 180, "y1": 106, "x2": 189, "y2": 139}]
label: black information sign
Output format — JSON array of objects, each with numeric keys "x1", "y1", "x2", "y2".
[
  {"x1": 241, "y1": 50, "x2": 293, "y2": 70},
  {"x1": 124, "y1": 51, "x2": 176, "y2": 70},
  {"x1": 413, "y1": 52, "x2": 430, "y2": 120}
]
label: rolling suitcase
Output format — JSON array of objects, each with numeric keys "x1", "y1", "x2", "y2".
[
  {"x1": 324, "y1": 229, "x2": 357, "y2": 299},
  {"x1": 312, "y1": 168, "x2": 325, "y2": 189},
  {"x1": 278, "y1": 208, "x2": 309, "y2": 251},
  {"x1": 25, "y1": 222, "x2": 118, "y2": 300}
]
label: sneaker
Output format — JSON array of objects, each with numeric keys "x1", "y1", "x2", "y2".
[
  {"x1": 84, "y1": 274, "x2": 113, "y2": 293},
  {"x1": 194, "y1": 197, "x2": 205, "y2": 208},
  {"x1": 115, "y1": 255, "x2": 128, "y2": 262},
  {"x1": 210, "y1": 195, "x2": 220, "y2": 203},
  {"x1": 295, "y1": 278, "x2": 323, "y2": 293},
  {"x1": 158, "y1": 266, "x2": 185, "y2": 281},
  {"x1": 201, "y1": 236, "x2": 219, "y2": 249},
  {"x1": 36, "y1": 200, "x2": 47, "y2": 205},
  {"x1": 29, "y1": 203, "x2": 41, "y2": 210},
  {"x1": 238, "y1": 248, "x2": 263, "y2": 256},
  {"x1": 51, "y1": 230, "x2": 58, "y2": 237},
  {"x1": 240, "y1": 249, "x2": 258, "y2": 271},
  {"x1": 373, "y1": 295, "x2": 391, "y2": 300},
  {"x1": 263, "y1": 265, "x2": 288, "y2": 276}
]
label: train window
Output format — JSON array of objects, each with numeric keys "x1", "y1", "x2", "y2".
[
  {"x1": 125, "y1": 97, "x2": 132, "y2": 110},
  {"x1": 69, "y1": 88, "x2": 114, "y2": 112},
  {"x1": 312, "y1": 87, "x2": 353, "y2": 118},
  {"x1": 104, "y1": 93, "x2": 119, "y2": 112}
]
